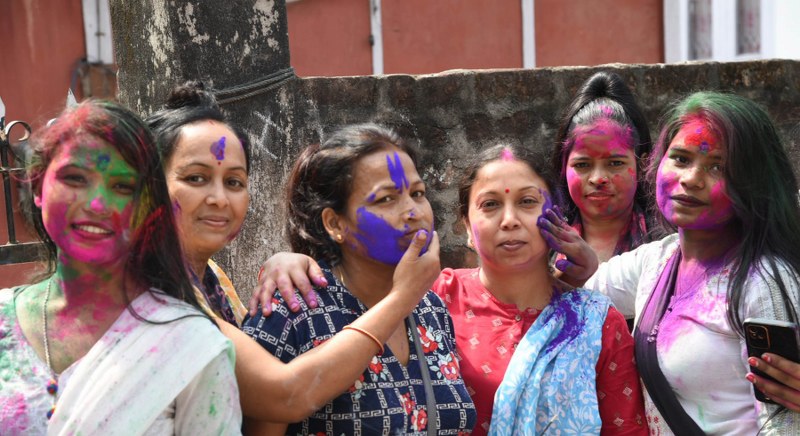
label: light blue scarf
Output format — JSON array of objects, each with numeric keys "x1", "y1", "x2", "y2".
[{"x1": 489, "y1": 289, "x2": 610, "y2": 435}]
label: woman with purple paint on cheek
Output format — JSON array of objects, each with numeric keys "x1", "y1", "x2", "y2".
[
  {"x1": 242, "y1": 124, "x2": 476, "y2": 435},
  {"x1": 253, "y1": 143, "x2": 647, "y2": 435},
  {"x1": 581, "y1": 92, "x2": 800, "y2": 434},
  {"x1": 149, "y1": 84, "x2": 462, "y2": 428},
  {"x1": 0, "y1": 100, "x2": 241, "y2": 435}
]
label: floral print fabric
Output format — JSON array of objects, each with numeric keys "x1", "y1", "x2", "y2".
[{"x1": 242, "y1": 262, "x2": 476, "y2": 435}]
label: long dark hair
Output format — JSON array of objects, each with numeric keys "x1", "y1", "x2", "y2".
[
  {"x1": 286, "y1": 123, "x2": 418, "y2": 265},
  {"x1": 27, "y1": 99, "x2": 206, "y2": 318},
  {"x1": 553, "y1": 71, "x2": 652, "y2": 223},
  {"x1": 647, "y1": 91, "x2": 800, "y2": 332},
  {"x1": 145, "y1": 80, "x2": 251, "y2": 173}
]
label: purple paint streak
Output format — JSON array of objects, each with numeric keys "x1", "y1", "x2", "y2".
[
  {"x1": 544, "y1": 289, "x2": 583, "y2": 354},
  {"x1": 210, "y1": 136, "x2": 226, "y2": 161},
  {"x1": 355, "y1": 206, "x2": 430, "y2": 265},
  {"x1": 386, "y1": 152, "x2": 409, "y2": 192}
]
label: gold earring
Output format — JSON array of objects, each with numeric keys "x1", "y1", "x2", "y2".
[{"x1": 336, "y1": 234, "x2": 343, "y2": 242}]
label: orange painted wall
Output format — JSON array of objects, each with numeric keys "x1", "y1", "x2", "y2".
[
  {"x1": 1, "y1": 0, "x2": 87, "y2": 287},
  {"x1": 286, "y1": 0, "x2": 373, "y2": 77},
  {"x1": 534, "y1": 0, "x2": 663, "y2": 67},
  {"x1": 382, "y1": 0, "x2": 522, "y2": 74}
]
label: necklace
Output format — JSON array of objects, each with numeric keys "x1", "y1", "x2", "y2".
[{"x1": 42, "y1": 279, "x2": 58, "y2": 419}]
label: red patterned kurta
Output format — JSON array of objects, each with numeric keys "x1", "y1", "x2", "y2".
[{"x1": 433, "y1": 268, "x2": 646, "y2": 436}]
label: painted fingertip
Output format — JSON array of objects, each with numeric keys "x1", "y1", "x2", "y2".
[
  {"x1": 309, "y1": 292, "x2": 318, "y2": 308},
  {"x1": 762, "y1": 353, "x2": 773, "y2": 363},
  {"x1": 748, "y1": 357, "x2": 758, "y2": 367},
  {"x1": 417, "y1": 229, "x2": 429, "y2": 241},
  {"x1": 555, "y1": 259, "x2": 570, "y2": 271},
  {"x1": 746, "y1": 373, "x2": 756, "y2": 384}
]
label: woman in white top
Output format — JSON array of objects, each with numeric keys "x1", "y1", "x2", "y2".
[
  {"x1": 580, "y1": 92, "x2": 800, "y2": 434},
  {"x1": 0, "y1": 99, "x2": 240, "y2": 435}
]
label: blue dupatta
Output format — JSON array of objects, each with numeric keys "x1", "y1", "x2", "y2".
[{"x1": 489, "y1": 289, "x2": 610, "y2": 435}]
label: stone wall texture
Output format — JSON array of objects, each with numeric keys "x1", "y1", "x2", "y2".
[
  {"x1": 110, "y1": 2, "x2": 800, "y2": 302},
  {"x1": 210, "y1": 60, "x2": 800, "y2": 301}
]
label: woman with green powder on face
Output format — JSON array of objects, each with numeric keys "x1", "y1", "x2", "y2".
[{"x1": 0, "y1": 99, "x2": 241, "y2": 435}]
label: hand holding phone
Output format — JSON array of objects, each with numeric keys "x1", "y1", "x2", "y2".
[{"x1": 744, "y1": 318, "x2": 800, "y2": 404}]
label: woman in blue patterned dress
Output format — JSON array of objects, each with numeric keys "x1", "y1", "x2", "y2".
[{"x1": 242, "y1": 124, "x2": 477, "y2": 435}]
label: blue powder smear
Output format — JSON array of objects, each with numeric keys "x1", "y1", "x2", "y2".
[
  {"x1": 96, "y1": 154, "x2": 110, "y2": 171},
  {"x1": 355, "y1": 207, "x2": 431, "y2": 265},
  {"x1": 386, "y1": 152, "x2": 409, "y2": 192},
  {"x1": 210, "y1": 136, "x2": 226, "y2": 161}
]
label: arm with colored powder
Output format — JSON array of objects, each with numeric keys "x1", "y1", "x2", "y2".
[
  {"x1": 249, "y1": 251, "x2": 324, "y2": 316},
  {"x1": 223, "y1": 230, "x2": 440, "y2": 422}
]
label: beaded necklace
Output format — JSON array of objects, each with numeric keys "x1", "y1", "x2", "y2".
[{"x1": 42, "y1": 279, "x2": 58, "y2": 419}]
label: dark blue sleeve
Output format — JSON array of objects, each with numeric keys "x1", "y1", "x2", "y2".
[{"x1": 241, "y1": 292, "x2": 300, "y2": 364}]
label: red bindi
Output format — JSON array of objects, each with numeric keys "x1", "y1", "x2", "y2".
[{"x1": 505, "y1": 188, "x2": 510, "y2": 193}]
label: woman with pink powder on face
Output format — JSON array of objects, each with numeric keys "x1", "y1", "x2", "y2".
[
  {"x1": 573, "y1": 92, "x2": 800, "y2": 434},
  {"x1": 0, "y1": 100, "x2": 241, "y2": 435},
  {"x1": 552, "y1": 71, "x2": 655, "y2": 266}
]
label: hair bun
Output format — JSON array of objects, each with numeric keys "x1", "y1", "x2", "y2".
[
  {"x1": 582, "y1": 72, "x2": 615, "y2": 99},
  {"x1": 164, "y1": 80, "x2": 219, "y2": 110}
]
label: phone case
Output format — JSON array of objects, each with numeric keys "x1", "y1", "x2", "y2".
[{"x1": 744, "y1": 318, "x2": 800, "y2": 404}]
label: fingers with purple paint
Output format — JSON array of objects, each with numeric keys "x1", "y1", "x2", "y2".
[{"x1": 249, "y1": 253, "x2": 328, "y2": 316}]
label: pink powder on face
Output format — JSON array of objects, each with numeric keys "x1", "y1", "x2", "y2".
[
  {"x1": 691, "y1": 181, "x2": 735, "y2": 229},
  {"x1": 656, "y1": 165, "x2": 679, "y2": 222},
  {"x1": 566, "y1": 118, "x2": 638, "y2": 219}
]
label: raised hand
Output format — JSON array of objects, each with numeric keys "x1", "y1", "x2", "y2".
[
  {"x1": 389, "y1": 230, "x2": 441, "y2": 308},
  {"x1": 537, "y1": 203, "x2": 598, "y2": 283},
  {"x1": 249, "y1": 253, "x2": 327, "y2": 316}
]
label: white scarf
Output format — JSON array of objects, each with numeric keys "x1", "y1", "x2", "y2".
[{"x1": 48, "y1": 290, "x2": 232, "y2": 435}]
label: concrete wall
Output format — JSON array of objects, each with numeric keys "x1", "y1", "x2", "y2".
[{"x1": 213, "y1": 59, "x2": 800, "y2": 302}]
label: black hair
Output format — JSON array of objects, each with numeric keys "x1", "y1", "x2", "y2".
[{"x1": 145, "y1": 80, "x2": 251, "y2": 173}]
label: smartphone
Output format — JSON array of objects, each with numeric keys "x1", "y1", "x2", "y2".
[{"x1": 744, "y1": 318, "x2": 800, "y2": 403}]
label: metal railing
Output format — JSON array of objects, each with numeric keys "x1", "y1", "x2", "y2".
[{"x1": 0, "y1": 103, "x2": 44, "y2": 265}]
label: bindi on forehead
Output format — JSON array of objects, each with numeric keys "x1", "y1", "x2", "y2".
[{"x1": 210, "y1": 136, "x2": 226, "y2": 165}]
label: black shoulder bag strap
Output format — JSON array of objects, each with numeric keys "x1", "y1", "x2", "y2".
[
  {"x1": 408, "y1": 315, "x2": 438, "y2": 436},
  {"x1": 633, "y1": 251, "x2": 706, "y2": 436}
]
